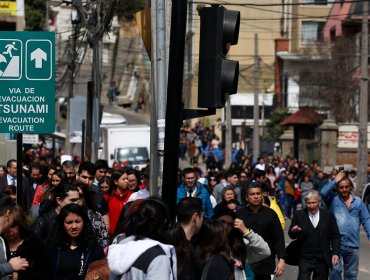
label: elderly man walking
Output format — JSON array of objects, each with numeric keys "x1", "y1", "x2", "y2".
[{"x1": 288, "y1": 190, "x2": 340, "y2": 280}]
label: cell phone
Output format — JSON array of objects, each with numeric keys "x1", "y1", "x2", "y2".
[{"x1": 338, "y1": 167, "x2": 344, "y2": 172}]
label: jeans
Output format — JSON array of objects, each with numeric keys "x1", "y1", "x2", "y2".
[
  {"x1": 284, "y1": 194, "x2": 294, "y2": 219},
  {"x1": 329, "y1": 246, "x2": 359, "y2": 280}
]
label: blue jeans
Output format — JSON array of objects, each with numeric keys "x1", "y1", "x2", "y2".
[{"x1": 329, "y1": 246, "x2": 359, "y2": 280}]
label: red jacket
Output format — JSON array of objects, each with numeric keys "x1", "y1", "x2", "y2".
[{"x1": 108, "y1": 189, "x2": 132, "y2": 236}]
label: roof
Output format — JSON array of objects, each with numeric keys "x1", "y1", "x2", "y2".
[{"x1": 280, "y1": 107, "x2": 323, "y2": 126}]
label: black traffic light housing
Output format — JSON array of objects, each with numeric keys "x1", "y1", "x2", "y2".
[{"x1": 198, "y1": 5, "x2": 240, "y2": 108}]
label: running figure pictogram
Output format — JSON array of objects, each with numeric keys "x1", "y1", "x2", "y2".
[{"x1": 3, "y1": 42, "x2": 17, "y2": 58}]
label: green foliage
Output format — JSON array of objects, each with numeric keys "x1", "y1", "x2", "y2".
[
  {"x1": 25, "y1": 0, "x2": 47, "y2": 31},
  {"x1": 265, "y1": 108, "x2": 290, "y2": 141},
  {"x1": 116, "y1": 0, "x2": 145, "y2": 20}
]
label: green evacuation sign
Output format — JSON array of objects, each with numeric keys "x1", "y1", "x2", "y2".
[{"x1": 0, "y1": 32, "x2": 55, "y2": 133}]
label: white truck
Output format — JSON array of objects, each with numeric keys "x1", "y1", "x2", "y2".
[{"x1": 102, "y1": 124, "x2": 150, "y2": 169}]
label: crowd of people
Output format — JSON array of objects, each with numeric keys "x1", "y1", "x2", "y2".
[{"x1": 0, "y1": 138, "x2": 369, "y2": 279}]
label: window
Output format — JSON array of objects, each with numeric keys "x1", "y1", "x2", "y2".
[
  {"x1": 301, "y1": 21, "x2": 325, "y2": 44},
  {"x1": 301, "y1": 0, "x2": 333, "y2": 5}
]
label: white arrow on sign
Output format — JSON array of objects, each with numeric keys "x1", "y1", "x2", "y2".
[{"x1": 30, "y1": 48, "x2": 47, "y2": 69}]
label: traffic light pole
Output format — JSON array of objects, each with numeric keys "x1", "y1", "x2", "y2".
[{"x1": 162, "y1": 0, "x2": 187, "y2": 222}]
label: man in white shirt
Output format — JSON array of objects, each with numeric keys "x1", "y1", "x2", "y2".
[{"x1": 288, "y1": 191, "x2": 340, "y2": 280}]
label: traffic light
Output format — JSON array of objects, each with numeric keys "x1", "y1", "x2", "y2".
[{"x1": 198, "y1": 5, "x2": 240, "y2": 108}]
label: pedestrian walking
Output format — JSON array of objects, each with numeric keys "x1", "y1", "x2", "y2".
[
  {"x1": 320, "y1": 171, "x2": 370, "y2": 280},
  {"x1": 287, "y1": 190, "x2": 340, "y2": 280},
  {"x1": 236, "y1": 183, "x2": 286, "y2": 280},
  {"x1": 108, "y1": 198, "x2": 177, "y2": 279}
]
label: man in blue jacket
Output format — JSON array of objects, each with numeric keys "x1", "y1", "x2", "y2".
[
  {"x1": 320, "y1": 171, "x2": 370, "y2": 280},
  {"x1": 176, "y1": 167, "x2": 213, "y2": 218}
]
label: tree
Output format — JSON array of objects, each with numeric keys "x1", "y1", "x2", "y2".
[
  {"x1": 25, "y1": 0, "x2": 47, "y2": 31},
  {"x1": 296, "y1": 37, "x2": 360, "y2": 123},
  {"x1": 116, "y1": 0, "x2": 146, "y2": 20},
  {"x1": 265, "y1": 108, "x2": 290, "y2": 141}
]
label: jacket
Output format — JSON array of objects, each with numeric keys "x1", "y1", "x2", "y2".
[
  {"x1": 236, "y1": 205, "x2": 285, "y2": 275},
  {"x1": 51, "y1": 242, "x2": 105, "y2": 279},
  {"x1": 31, "y1": 209, "x2": 58, "y2": 245},
  {"x1": 320, "y1": 180, "x2": 370, "y2": 248},
  {"x1": 177, "y1": 183, "x2": 213, "y2": 218},
  {"x1": 108, "y1": 236, "x2": 177, "y2": 280},
  {"x1": 288, "y1": 208, "x2": 340, "y2": 267},
  {"x1": 0, "y1": 237, "x2": 12, "y2": 280},
  {"x1": 108, "y1": 189, "x2": 132, "y2": 235}
]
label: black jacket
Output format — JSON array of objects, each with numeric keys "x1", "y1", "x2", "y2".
[
  {"x1": 6, "y1": 234, "x2": 51, "y2": 280},
  {"x1": 31, "y1": 209, "x2": 57, "y2": 245},
  {"x1": 236, "y1": 205, "x2": 285, "y2": 275},
  {"x1": 288, "y1": 208, "x2": 340, "y2": 267}
]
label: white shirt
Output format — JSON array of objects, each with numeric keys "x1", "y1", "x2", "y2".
[
  {"x1": 7, "y1": 174, "x2": 16, "y2": 186},
  {"x1": 309, "y1": 210, "x2": 320, "y2": 228}
]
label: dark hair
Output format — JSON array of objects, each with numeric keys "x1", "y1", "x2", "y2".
[
  {"x1": 226, "y1": 170, "x2": 238, "y2": 178},
  {"x1": 50, "y1": 169, "x2": 67, "y2": 185},
  {"x1": 6, "y1": 205, "x2": 30, "y2": 240},
  {"x1": 94, "y1": 160, "x2": 108, "y2": 173},
  {"x1": 245, "y1": 182, "x2": 263, "y2": 195},
  {"x1": 109, "y1": 169, "x2": 129, "y2": 192},
  {"x1": 6, "y1": 159, "x2": 16, "y2": 169},
  {"x1": 176, "y1": 197, "x2": 203, "y2": 224},
  {"x1": 127, "y1": 169, "x2": 140, "y2": 181},
  {"x1": 52, "y1": 183, "x2": 79, "y2": 205},
  {"x1": 114, "y1": 199, "x2": 144, "y2": 238},
  {"x1": 1, "y1": 185, "x2": 16, "y2": 197},
  {"x1": 182, "y1": 168, "x2": 195, "y2": 177},
  {"x1": 253, "y1": 169, "x2": 266, "y2": 179},
  {"x1": 78, "y1": 161, "x2": 95, "y2": 176},
  {"x1": 212, "y1": 206, "x2": 247, "y2": 266},
  {"x1": 0, "y1": 165, "x2": 6, "y2": 172},
  {"x1": 195, "y1": 219, "x2": 233, "y2": 269},
  {"x1": 0, "y1": 193, "x2": 16, "y2": 216},
  {"x1": 48, "y1": 204, "x2": 96, "y2": 253},
  {"x1": 132, "y1": 198, "x2": 170, "y2": 242}
]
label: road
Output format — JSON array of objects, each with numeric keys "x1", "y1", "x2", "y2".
[{"x1": 103, "y1": 103, "x2": 149, "y2": 125}]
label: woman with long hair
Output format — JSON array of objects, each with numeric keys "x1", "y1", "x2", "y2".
[
  {"x1": 195, "y1": 219, "x2": 234, "y2": 280},
  {"x1": 47, "y1": 204, "x2": 105, "y2": 279},
  {"x1": 108, "y1": 198, "x2": 177, "y2": 279},
  {"x1": 0, "y1": 194, "x2": 29, "y2": 279},
  {"x1": 108, "y1": 169, "x2": 132, "y2": 236},
  {"x1": 3, "y1": 205, "x2": 50, "y2": 279},
  {"x1": 213, "y1": 206, "x2": 271, "y2": 280}
]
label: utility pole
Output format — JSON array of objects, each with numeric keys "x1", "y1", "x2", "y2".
[
  {"x1": 150, "y1": 0, "x2": 168, "y2": 196},
  {"x1": 253, "y1": 33, "x2": 260, "y2": 161},
  {"x1": 357, "y1": 0, "x2": 369, "y2": 195},
  {"x1": 225, "y1": 98, "x2": 232, "y2": 168},
  {"x1": 65, "y1": 23, "x2": 76, "y2": 155}
]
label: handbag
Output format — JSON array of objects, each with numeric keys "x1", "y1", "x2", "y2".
[{"x1": 85, "y1": 258, "x2": 110, "y2": 280}]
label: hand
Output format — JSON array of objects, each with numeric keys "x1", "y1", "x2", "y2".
[
  {"x1": 332, "y1": 255, "x2": 340, "y2": 266},
  {"x1": 274, "y1": 258, "x2": 285, "y2": 277},
  {"x1": 10, "y1": 272, "x2": 18, "y2": 280},
  {"x1": 9, "y1": 257, "x2": 29, "y2": 271},
  {"x1": 335, "y1": 171, "x2": 346, "y2": 183},
  {"x1": 291, "y1": 225, "x2": 302, "y2": 232},
  {"x1": 234, "y1": 218, "x2": 248, "y2": 234}
]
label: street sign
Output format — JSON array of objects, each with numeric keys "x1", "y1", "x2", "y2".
[{"x1": 0, "y1": 31, "x2": 55, "y2": 133}]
